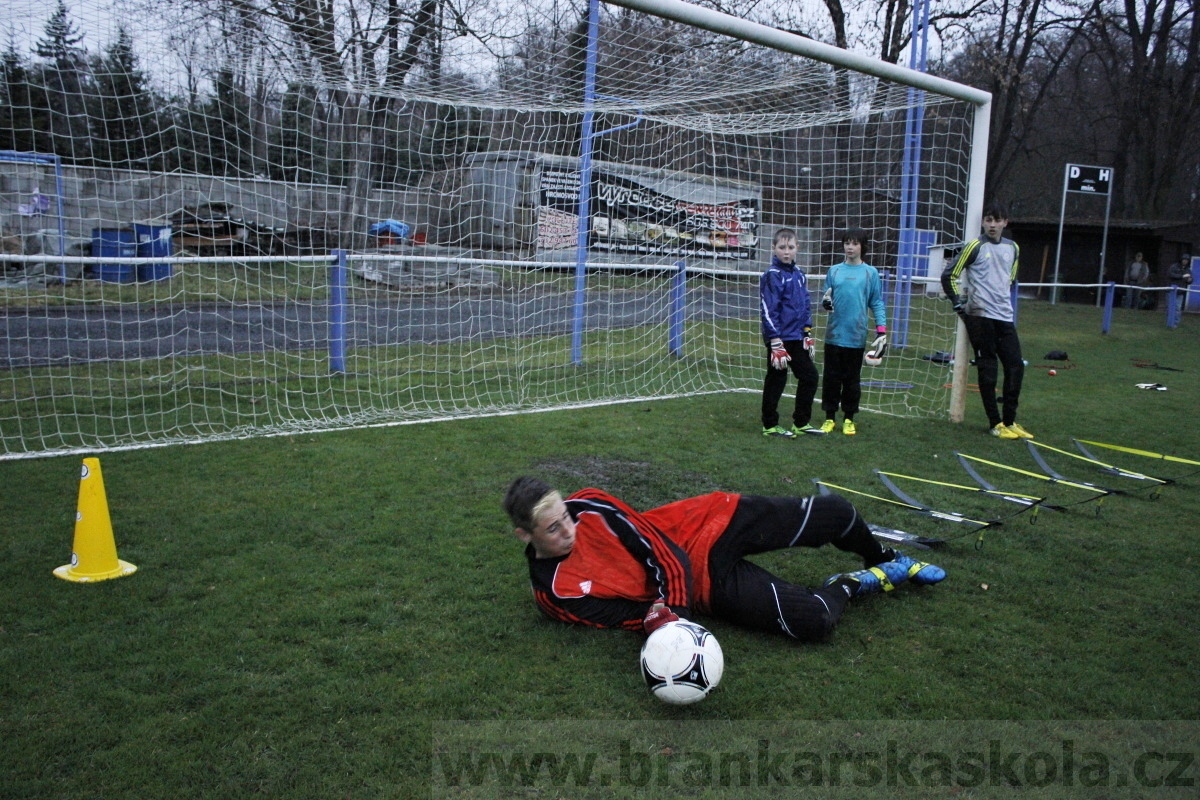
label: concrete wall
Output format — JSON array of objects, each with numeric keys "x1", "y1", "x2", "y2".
[{"x1": 0, "y1": 161, "x2": 438, "y2": 248}]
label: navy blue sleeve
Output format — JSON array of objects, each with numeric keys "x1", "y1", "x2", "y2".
[
  {"x1": 798, "y1": 271, "x2": 814, "y2": 331},
  {"x1": 760, "y1": 269, "x2": 782, "y2": 341}
]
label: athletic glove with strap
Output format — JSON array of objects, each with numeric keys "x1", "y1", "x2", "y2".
[
  {"x1": 867, "y1": 327, "x2": 887, "y2": 358},
  {"x1": 643, "y1": 603, "x2": 679, "y2": 634},
  {"x1": 821, "y1": 288, "x2": 834, "y2": 311},
  {"x1": 769, "y1": 338, "x2": 790, "y2": 370},
  {"x1": 803, "y1": 328, "x2": 816, "y2": 359},
  {"x1": 864, "y1": 326, "x2": 887, "y2": 366}
]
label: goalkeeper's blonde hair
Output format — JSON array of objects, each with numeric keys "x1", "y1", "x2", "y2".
[
  {"x1": 503, "y1": 476, "x2": 562, "y2": 532},
  {"x1": 532, "y1": 490, "x2": 564, "y2": 527}
]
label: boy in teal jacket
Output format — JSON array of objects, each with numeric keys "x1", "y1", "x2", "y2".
[{"x1": 819, "y1": 229, "x2": 887, "y2": 436}]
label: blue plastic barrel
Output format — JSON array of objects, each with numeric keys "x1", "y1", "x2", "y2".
[
  {"x1": 133, "y1": 223, "x2": 173, "y2": 281},
  {"x1": 91, "y1": 229, "x2": 136, "y2": 283}
]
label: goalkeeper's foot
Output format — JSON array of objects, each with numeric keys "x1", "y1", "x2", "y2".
[
  {"x1": 824, "y1": 561, "x2": 908, "y2": 596},
  {"x1": 990, "y1": 423, "x2": 1020, "y2": 440},
  {"x1": 820, "y1": 419, "x2": 837, "y2": 434},
  {"x1": 888, "y1": 552, "x2": 947, "y2": 585},
  {"x1": 763, "y1": 425, "x2": 796, "y2": 438},
  {"x1": 1007, "y1": 422, "x2": 1034, "y2": 439},
  {"x1": 790, "y1": 424, "x2": 826, "y2": 436},
  {"x1": 842, "y1": 419, "x2": 857, "y2": 436}
]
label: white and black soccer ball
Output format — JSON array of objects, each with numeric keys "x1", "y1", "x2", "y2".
[{"x1": 640, "y1": 620, "x2": 724, "y2": 705}]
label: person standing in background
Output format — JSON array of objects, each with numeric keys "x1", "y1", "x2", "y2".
[{"x1": 1123, "y1": 252, "x2": 1150, "y2": 309}]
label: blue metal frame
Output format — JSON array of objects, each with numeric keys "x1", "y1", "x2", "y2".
[
  {"x1": 1101, "y1": 281, "x2": 1115, "y2": 334},
  {"x1": 1, "y1": 150, "x2": 68, "y2": 283},
  {"x1": 571, "y1": 0, "x2": 645, "y2": 365},
  {"x1": 669, "y1": 260, "x2": 687, "y2": 357},
  {"x1": 330, "y1": 249, "x2": 348, "y2": 373},
  {"x1": 570, "y1": 0, "x2": 601, "y2": 365},
  {"x1": 894, "y1": 0, "x2": 930, "y2": 348}
]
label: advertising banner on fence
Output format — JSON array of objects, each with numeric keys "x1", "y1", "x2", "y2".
[{"x1": 538, "y1": 163, "x2": 760, "y2": 260}]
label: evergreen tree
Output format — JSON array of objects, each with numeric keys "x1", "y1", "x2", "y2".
[
  {"x1": 35, "y1": 0, "x2": 85, "y2": 65},
  {"x1": 202, "y1": 66, "x2": 253, "y2": 177},
  {"x1": 268, "y1": 83, "x2": 328, "y2": 183},
  {"x1": 33, "y1": 0, "x2": 91, "y2": 163},
  {"x1": 160, "y1": 101, "x2": 203, "y2": 176},
  {"x1": 0, "y1": 40, "x2": 45, "y2": 153},
  {"x1": 91, "y1": 27, "x2": 161, "y2": 169}
]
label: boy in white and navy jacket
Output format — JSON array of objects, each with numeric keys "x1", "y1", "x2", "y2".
[{"x1": 759, "y1": 228, "x2": 823, "y2": 438}]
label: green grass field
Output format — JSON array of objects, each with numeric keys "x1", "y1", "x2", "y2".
[{"x1": 2, "y1": 301, "x2": 1198, "y2": 798}]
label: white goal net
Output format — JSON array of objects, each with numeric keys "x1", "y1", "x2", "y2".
[{"x1": 1, "y1": 0, "x2": 982, "y2": 458}]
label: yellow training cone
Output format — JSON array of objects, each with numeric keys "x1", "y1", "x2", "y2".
[{"x1": 54, "y1": 458, "x2": 137, "y2": 583}]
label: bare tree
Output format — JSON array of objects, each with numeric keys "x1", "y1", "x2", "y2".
[
  {"x1": 1092, "y1": 0, "x2": 1199, "y2": 219},
  {"x1": 936, "y1": 0, "x2": 1102, "y2": 199},
  {"x1": 933, "y1": 0, "x2": 1197, "y2": 222},
  {"x1": 145, "y1": 0, "x2": 509, "y2": 244}
]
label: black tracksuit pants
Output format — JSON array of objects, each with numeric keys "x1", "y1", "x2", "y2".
[
  {"x1": 963, "y1": 315, "x2": 1024, "y2": 427},
  {"x1": 707, "y1": 494, "x2": 888, "y2": 641},
  {"x1": 821, "y1": 343, "x2": 866, "y2": 419},
  {"x1": 761, "y1": 339, "x2": 819, "y2": 429}
]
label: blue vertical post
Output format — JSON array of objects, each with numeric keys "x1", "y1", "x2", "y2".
[
  {"x1": 1188, "y1": 257, "x2": 1200, "y2": 312},
  {"x1": 895, "y1": 0, "x2": 930, "y2": 349},
  {"x1": 330, "y1": 250, "x2": 347, "y2": 373},
  {"x1": 51, "y1": 157, "x2": 67, "y2": 284},
  {"x1": 570, "y1": 0, "x2": 601, "y2": 366},
  {"x1": 1010, "y1": 280, "x2": 1019, "y2": 325},
  {"x1": 1167, "y1": 287, "x2": 1179, "y2": 329},
  {"x1": 669, "y1": 260, "x2": 686, "y2": 357},
  {"x1": 1101, "y1": 281, "x2": 1115, "y2": 334},
  {"x1": 894, "y1": 228, "x2": 913, "y2": 346}
]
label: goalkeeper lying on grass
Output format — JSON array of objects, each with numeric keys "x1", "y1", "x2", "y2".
[{"x1": 503, "y1": 477, "x2": 944, "y2": 641}]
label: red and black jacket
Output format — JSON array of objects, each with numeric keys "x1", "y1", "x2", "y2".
[{"x1": 524, "y1": 488, "x2": 738, "y2": 631}]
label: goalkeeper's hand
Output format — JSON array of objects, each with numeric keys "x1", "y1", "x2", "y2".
[
  {"x1": 952, "y1": 301, "x2": 968, "y2": 320},
  {"x1": 865, "y1": 327, "x2": 887, "y2": 366},
  {"x1": 643, "y1": 603, "x2": 679, "y2": 634},
  {"x1": 803, "y1": 328, "x2": 816, "y2": 359},
  {"x1": 821, "y1": 288, "x2": 834, "y2": 311},
  {"x1": 769, "y1": 338, "x2": 791, "y2": 370}
]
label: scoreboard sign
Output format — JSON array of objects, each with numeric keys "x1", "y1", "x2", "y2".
[
  {"x1": 1066, "y1": 164, "x2": 1113, "y2": 195},
  {"x1": 1051, "y1": 163, "x2": 1115, "y2": 304}
]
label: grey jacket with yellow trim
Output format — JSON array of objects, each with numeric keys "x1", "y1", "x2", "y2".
[{"x1": 941, "y1": 235, "x2": 1020, "y2": 323}]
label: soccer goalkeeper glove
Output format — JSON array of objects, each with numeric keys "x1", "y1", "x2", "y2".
[
  {"x1": 821, "y1": 288, "x2": 834, "y2": 311},
  {"x1": 865, "y1": 327, "x2": 887, "y2": 366},
  {"x1": 769, "y1": 338, "x2": 790, "y2": 370},
  {"x1": 952, "y1": 301, "x2": 967, "y2": 320},
  {"x1": 803, "y1": 328, "x2": 815, "y2": 359},
  {"x1": 643, "y1": 603, "x2": 679, "y2": 634}
]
